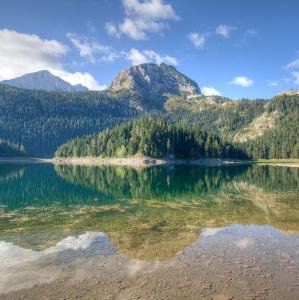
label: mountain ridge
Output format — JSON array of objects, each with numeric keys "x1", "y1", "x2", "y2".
[
  {"x1": 2, "y1": 70, "x2": 88, "y2": 92},
  {"x1": 109, "y1": 63, "x2": 201, "y2": 109},
  {"x1": 277, "y1": 89, "x2": 299, "y2": 96},
  {"x1": 0, "y1": 63, "x2": 298, "y2": 158}
]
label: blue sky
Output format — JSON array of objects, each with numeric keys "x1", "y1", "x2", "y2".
[{"x1": 0, "y1": 0, "x2": 299, "y2": 99}]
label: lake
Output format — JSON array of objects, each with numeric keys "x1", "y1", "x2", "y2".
[{"x1": 0, "y1": 163, "x2": 298, "y2": 299}]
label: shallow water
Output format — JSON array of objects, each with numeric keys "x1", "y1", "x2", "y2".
[{"x1": 0, "y1": 164, "x2": 298, "y2": 299}]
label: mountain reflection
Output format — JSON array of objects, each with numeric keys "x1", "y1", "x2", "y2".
[{"x1": 0, "y1": 164, "x2": 298, "y2": 260}]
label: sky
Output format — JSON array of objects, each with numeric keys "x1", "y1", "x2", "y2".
[{"x1": 0, "y1": 0, "x2": 299, "y2": 99}]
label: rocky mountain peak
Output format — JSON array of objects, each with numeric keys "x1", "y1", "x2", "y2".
[
  {"x1": 2, "y1": 70, "x2": 88, "y2": 92},
  {"x1": 109, "y1": 63, "x2": 201, "y2": 103},
  {"x1": 277, "y1": 89, "x2": 299, "y2": 96}
]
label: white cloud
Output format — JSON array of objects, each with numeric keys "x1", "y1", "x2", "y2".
[
  {"x1": 202, "y1": 86, "x2": 222, "y2": 96},
  {"x1": 119, "y1": 18, "x2": 153, "y2": 40},
  {"x1": 67, "y1": 33, "x2": 118, "y2": 63},
  {"x1": 123, "y1": 0, "x2": 178, "y2": 20},
  {"x1": 106, "y1": 0, "x2": 178, "y2": 40},
  {"x1": 285, "y1": 58, "x2": 299, "y2": 70},
  {"x1": 105, "y1": 22, "x2": 121, "y2": 38},
  {"x1": 234, "y1": 238, "x2": 254, "y2": 249},
  {"x1": 0, "y1": 232, "x2": 110, "y2": 292},
  {"x1": 231, "y1": 76, "x2": 253, "y2": 87},
  {"x1": 126, "y1": 48, "x2": 149, "y2": 65},
  {"x1": 0, "y1": 29, "x2": 105, "y2": 90},
  {"x1": 52, "y1": 70, "x2": 107, "y2": 90},
  {"x1": 68, "y1": 31, "x2": 178, "y2": 68},
  {"x1": 187, "y1": 32, "x2": 206, "y2": 49},
  {"x1": 291, "y1": 72, "x2": 299, "y2": 85},
  {"x1": 143, "y1": 50, "x2": 178, "y2": 65},
  {"x1": 126, "y1": 48, "x2": 178, "y2": 65},
  {"x1": 0, "y1": 29, "x2": 67, "y2": 80},
  {"x1": 284, "y1": 55, "x2": 299, "y2": 85},
  {"x1": 201, "y1": 227, "x2": 224, "y2": 237},
  {"x1": 267, "y1": 81, "x2": 278, "y2": 87},
  {"x1": 215, "y1": 24, "x2": 236, "y2": 38}
]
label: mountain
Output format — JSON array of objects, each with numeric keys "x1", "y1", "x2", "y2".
[
  {"x1": 0, "y1": 63, "x2": 298, "y2": 158},
  {"x1": 2, "y1": 70, "x2": 88, "y2": 92},
  {"x1": 277, "y1": 89, "x2": 299, "y2": 96},
  {"x1": 0, "y1": 84, "x2": 138, "y2": 156},
  {"x1": 0, "y1": 139, "x2": 26, "y2": 157},
  {"x1": 109, "y1": 63, "x2": 201, "y2": 109},
  {"x1": 56, "y1": 93, "x2": 299, "y2": 160}
]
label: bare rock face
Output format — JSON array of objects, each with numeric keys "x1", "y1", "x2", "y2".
[
  {"x1": 109, "y1": 63, "x2": 201, "y2": 107},
  {"x1": 277, "y1": 89, "x2": 299, "y2": 96}
]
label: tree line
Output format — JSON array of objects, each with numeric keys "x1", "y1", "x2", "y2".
[
  {"x1": 0, "y1": 84, "x2": 139, "y2": 156},
  {"x1": 0, "y1": 82, "x2": 298, "y2": 159},
  {"x1": 56, "y1": 117, "x2": 247, "y2": 159},
  {"x1": 237, "y1": 95, "x2": 299, "y2": 159}
]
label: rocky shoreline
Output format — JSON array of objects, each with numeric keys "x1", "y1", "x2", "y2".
[
  {"x1": 1, "y1": 156, "x2": 298, "y2": 167},
  {"x1": 52, "y1": 157, "x2": 250, "y2": 167}
]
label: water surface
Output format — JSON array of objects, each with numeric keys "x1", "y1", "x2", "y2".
[{"x1": 0, "y1": 163, "x2": 298, "y2": 299}]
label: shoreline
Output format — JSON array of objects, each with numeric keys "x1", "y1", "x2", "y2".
[
  {"x1": 52, "y1": 157, "x2": 256, "y2": 167},
  {"x1": 0, "y1": 157, "x2": 52, "y2": 164},
  {"x1": 0, "y1": 157, "x2": 299, "y2": 167}
]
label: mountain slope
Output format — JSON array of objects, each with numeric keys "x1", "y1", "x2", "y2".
[
  {"x1": 56, "y1": 117, "x2": 235, "y2": 159},
  {"x1": 277, "y1": 89, "x2": 299, "y2": 96},
  {"x1": 2, "y1": 70, "x2": 88, "y2": 92},
  {"x1": 166, "y1": 93, "x2": 299, "y2": 158},
  {"x1": 0, "y1": 84, "x2": 138, "y2": 156},
  {"x1": 0, "y1": 63, "x2": 298, "y2": 158},
  {"x1": 233, "y1": 109, "x2": 280, "y2": 142},
  {"x1": 236, "y1": 94, "x2": 299, "y2": 159},
  {"x1": 0, "y1": 139, "x2": 26, "y2": 157},
  {"x1": 56, "y1": 94, "x2": 299, "y2": 160},
  {"x1": 109, "y1": 63, "x2": 201, "y2": 109}
]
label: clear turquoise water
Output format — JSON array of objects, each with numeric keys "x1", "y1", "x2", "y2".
[{"x1": 0, "y1": 163, "x2": 298, "y2": 298}]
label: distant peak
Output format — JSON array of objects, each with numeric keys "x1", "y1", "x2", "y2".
[
  {"x1": 160, "y1": 63, "x2": 176, "y2": 69},
  {"x1": 1, "y1": 70, "x2": 88, "y2": 92},
  {"x1": 277, "y1": 89, "x2": 299, "y2": 96},
  {"x1": 25, "y1": 70, "x2": 53, "y2": 76},
  {"x1": 38, "y1": 70, "x2": 51, "y2": 73}
]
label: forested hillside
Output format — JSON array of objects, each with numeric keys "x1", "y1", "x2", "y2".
[
  {"x1": 0, "y1": 84, "x2": 139, "y2": 156},
  {"x1": 166, "y1": 96, "x2": 267, "y2": 137},
  {"x1": 238, "y1": 94, "x2": 299, "y2": 159},
  {"x1": 0, "y1": 139, "x2": 26, "y2": 157},
  {"x1": 167, "y1": 94, "x2": 299, "y2": 159},
  {"x1": 0, "y1": 63, "x2": 298, "y2": 159},
  {"x1": 56, "y1": 117, "x2": 246, "y2": 159},
  {"x1": 56, "y1": 94, "x2": 299, "y2": 160}
]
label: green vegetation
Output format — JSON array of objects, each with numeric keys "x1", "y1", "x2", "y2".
[
  {"x1": 1, "y1": 164, "x2": 298, "y2": 259},
  {"x1": 166, "y1": 97, "x2": 267, "y2": 135},
  {"x1": 56, "y1": 117, "x2": 245, "y2": 158},
  {"x1": 56, "y1": 94, "x2": 299, "y2": 160},
  {"x1": 166, "y1": 94, "x2": 298, "y2": 159},
  {"x1": 0, "y1": 84, "x2": 139, "y2": 156},
  {"x1": 56, "y1": 164, "x2": 299, "y2": 200},
  {"x1": 0, "y1": 80, "x2": 298, "y2": 159},
  {"x1": 0, "y1": 139, "x2": 26, "y2": 157},
  {"x1": 237, "y1": 95, "x2": 299, "y2": 159}
]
